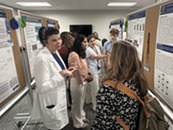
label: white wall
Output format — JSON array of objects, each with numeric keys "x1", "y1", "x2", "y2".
[{"x1": 31, "y1": 10, "x2": 129, "y2": 39}]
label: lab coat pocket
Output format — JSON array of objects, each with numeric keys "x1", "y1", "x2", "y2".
[{"x1": 45, "y1": 104, "x2": 59, "y2": 120}]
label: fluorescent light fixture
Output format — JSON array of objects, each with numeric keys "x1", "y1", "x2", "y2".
[
  {"x1": 107, "y1": 2, "x2": 136, "y2": 7},
  {"x1": 16, "y1": 2, "x2": 51, "y2": 7}
]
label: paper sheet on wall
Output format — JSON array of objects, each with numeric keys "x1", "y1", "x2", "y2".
[
  {"x1": 23, "y1": 16, "x2": 42, "y2": 77},
  {"x1": 154, "y1": 2, "x2": 173, "y2": 109},
  {"x1": 0, "y1": 18, "x2": 9, "y2": 45},
  {"x1": 0, "y1": 45, "x2": 19, "y2": 104},
  {"x1": 0, "y1": 17, "x2": 19, "y2": 104},
  {"x1": 127, "y1": 11, "x2": 145, "y2": 61}
]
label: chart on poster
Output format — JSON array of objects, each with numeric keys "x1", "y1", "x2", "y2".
[
  {"x1": 128, "y1": 11, "x2": 146, "y2": 61},
  {"x1": 154, "y1": 2, "x2": 173, "y2": 109}
]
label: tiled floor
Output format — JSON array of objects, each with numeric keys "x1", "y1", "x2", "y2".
[
  {"x1": 17, "y1": 104, "x2": 95, "y2": 130},
  {"x1": 0, "y1": 94, "x2": 32, "y2": 130},
  {"x1": 0, "y1": 90, "x2": 96, "y2": 130}
]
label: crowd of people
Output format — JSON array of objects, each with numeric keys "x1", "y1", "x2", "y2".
[{"x1": 31, "y1": 27, "x2": 148, "y2": 130}]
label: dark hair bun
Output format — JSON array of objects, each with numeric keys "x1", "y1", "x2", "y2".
[{"x1": 38, "y1": 27, "x2": 59, "y2": 46}]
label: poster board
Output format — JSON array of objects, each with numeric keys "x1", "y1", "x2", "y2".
[
  {"x1": 42, "y1": 18, "x2": 58, "y2": 28},
  {"x1": 142, "y1": 6, "x2": 160, "y2": 90},
  {"x1": 0, "y1": 7, "x2": 26, "y2": 111},
  {"x1": 142, "y1": 0, "x2": 173, "y2": 110},
  {"x1": 154, "y1": 2, "x2": 173, "y2": 109},
  {"x1": 127, "y1": 11, "x2": 146, "y2": 61},
  {"x1": 20, "y1": 12, "x2": 43, "y2": 79}
]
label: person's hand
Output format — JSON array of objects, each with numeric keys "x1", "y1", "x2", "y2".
[
  {"x1": 59, "y1": 67, "x2": 76, "y2": 77},
  {"x1": 68, "y1": 66, "x2": 76, "y2": 72},
  {"x1": 65, "y1": 70, "x2": 74, "y2": 77},
  {"x1": 85, "y1": 74, "x2": 93, "y2": 82},
  {"x1": 103, "y1": 54, "x2": 107, "y2": 58},
  {"x1": 67, "y1": 66, "x2": 77, "y2": 78}
]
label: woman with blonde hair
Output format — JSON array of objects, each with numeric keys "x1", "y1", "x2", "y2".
[{"x1": 92, "y1": 40, "x2": 148, "y2": 130}]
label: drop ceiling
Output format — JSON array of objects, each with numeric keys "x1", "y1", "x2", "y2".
[{"x1": 0, "y1": 0, "x2": 157, "y2": 11}]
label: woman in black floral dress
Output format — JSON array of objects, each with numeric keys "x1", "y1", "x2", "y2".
[{"x1": 91, "y1": 41, "x2": 148, "y2": 130}]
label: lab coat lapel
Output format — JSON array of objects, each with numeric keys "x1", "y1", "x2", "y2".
[
  {"x1": 43, "y1": 47, "x2": 66, "y2": 70},
  {"x1": 55, "y1": 51, "x2": 67, "y2": 69}
]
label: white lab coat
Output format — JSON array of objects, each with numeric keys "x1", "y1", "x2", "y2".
[{"x1": 31, "y1": 47, "x2": 68, "y2": 130}]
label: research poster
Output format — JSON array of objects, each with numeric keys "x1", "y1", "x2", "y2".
[
  {"x1": 127, "y1": 11, "x2": 146, "y2": 61},
  {"x1": 154, "y1": 2, "x2": 173, "y2": 109},
  {"x1": 22, "y1": 16, "x2": 42, "y2": 77},
  {"x1": 47, "y1": 19, "x2": 56, "y2": 27},
  {"x1": 0, "y1": 16, "x2": 19, "y2": 104}
]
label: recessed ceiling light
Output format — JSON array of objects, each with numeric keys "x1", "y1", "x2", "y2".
[
  {"x1": 16, "y1": 2, "x2": 51, "y2": 7},
  {"x1": 107, "y1": 2, "x2": 136, "y2": 7}
]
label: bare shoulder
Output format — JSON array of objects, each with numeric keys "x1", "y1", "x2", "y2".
[{"x1": 69, "y1": 51, "x2": 78, "y2": 57}]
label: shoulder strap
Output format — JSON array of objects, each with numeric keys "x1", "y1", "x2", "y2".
[
  {"x1": 103, "y1": 80, "x2": 140, "y2": 100},
  {"x1": 103, "y1": 80, "x2": 151, "y2": 117},
  {"x1": 115, "y1": 116, "x2": 129, "y2": 130},
  {"x1": 103, "y1": 80, "x2": 117, "y2": 88},
  {"x1": 103, "y1": 80, "x2": 130, "y2": 130},
  {"x1": 117, "y1": 83, "x2": 151, "y2": 118}
]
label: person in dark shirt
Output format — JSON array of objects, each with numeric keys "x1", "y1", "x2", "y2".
[
  {"x1": 59, "y1": 31, "x2": 75, "y2": 68},
  {"x1": 58, "y1": 32, "x2": 75, "y2": 107}
]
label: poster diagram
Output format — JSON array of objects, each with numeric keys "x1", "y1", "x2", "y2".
[
  {"x1": 155, "y1": 2, "x2": 173, "y2": 109},
  {"x1": 22, "y1": 16, "x2": 42, "y2": 77},
  {"x1": 127, "y1": 11, "x2": 146, "y2": 61}
]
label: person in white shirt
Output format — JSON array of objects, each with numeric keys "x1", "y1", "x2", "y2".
[{"x1": 85, "y1": 34, "x2": 107, "y2": 111}]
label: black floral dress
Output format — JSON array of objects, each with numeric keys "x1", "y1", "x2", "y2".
[{"x1": 91, "y1": 81, "x2": 141, "y2": 130}]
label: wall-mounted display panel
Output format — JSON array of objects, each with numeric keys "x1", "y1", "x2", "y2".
[
  {"x1": 0, "y1": 10, "x2": 19, "y2": 105},
  {"x1": 0, "y1": 7, "x2": 26, "y2": 114},
  {"x1": 154, "y1": 2, "x2": 173, "y2": 109}
]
